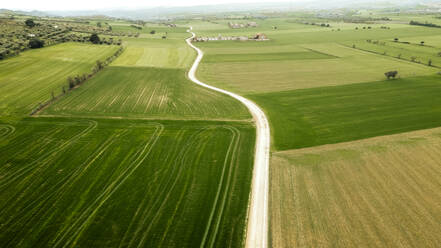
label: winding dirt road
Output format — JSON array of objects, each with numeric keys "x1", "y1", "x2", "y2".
[{"x1": 186, "y1": 31, "x2": 270, "y2": 248}]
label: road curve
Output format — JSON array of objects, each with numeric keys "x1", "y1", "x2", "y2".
[{"x1": 186, "y1": 31, "x2": 270, "y2": 248}]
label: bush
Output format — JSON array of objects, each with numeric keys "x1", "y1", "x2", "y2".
[{"x1": 28, "y1": 38, "x2": 44, "y2": 49}]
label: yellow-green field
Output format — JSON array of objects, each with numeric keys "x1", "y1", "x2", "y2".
[
  {"x1": 111, "y1": 38, "x2": 195, "y2": 69},
  {"x1": 0, "y1": 43, "x2": 119, "y2": 115},
  {"x1": 271, "y1": 127, "x2": 441, "y2": 247}
]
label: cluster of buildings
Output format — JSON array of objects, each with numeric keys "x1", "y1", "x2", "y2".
[
  {"x1": 192, "y1": 33, "x2": 268, "y2": 42},
  {"x1": 228, "y1": 22, "x2": 258, "y2": 29}
]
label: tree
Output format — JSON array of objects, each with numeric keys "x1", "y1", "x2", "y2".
[
  {"x1": 420, "y1": 41, "x2": 425, "y2": 46},
  {"x1": 428, "y1": 59, "x2": 432, "y2": 66},
  {"x1": 96, "y1": 60, "x2": 104, "y2": 70},
  {"x1": 28, "y1": 38, "x2": 44, "y2": 49},
  {"x1": 96, "y1": 22, "x2": 102, "y2": 27},
  {"x1": 25, "y1": 19, "x2": 35, "y2": 28},
  {"x1": 384, "y1": 71, "x2": 398, "y2": 79},
  {"x1": 89, "y1": 33, "x2": 100, "y2": 44},
  {"x1": 68, "y1": 76, "x2": 75, "y2": 89},
  {"x1": 394, "y1": 38, "x2": 399, "y2": 42},
  {"x1": 150, "y1": 30, "x2": 156, "y2": 34}
]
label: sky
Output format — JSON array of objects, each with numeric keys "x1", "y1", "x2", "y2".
[{"x1": 1, "y1": 0, "x2": 294, "y2": 11}]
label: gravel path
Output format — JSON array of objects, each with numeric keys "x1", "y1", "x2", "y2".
[{"x1": 186, "y1": 30, "x2": 270, "y2": 248}]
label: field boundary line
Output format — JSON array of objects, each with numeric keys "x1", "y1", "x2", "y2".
[
  {"x1": 34, "y1": 114, "x2": 252, "y2": 123},
  {"x1": 186, "y1": 30, "x2": 270, "y2": 248}
]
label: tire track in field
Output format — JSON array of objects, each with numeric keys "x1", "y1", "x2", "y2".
[
  {"x1": 117, "y1": 129, "x2": 187, "y2": 248},
  {"x1": 0, "y1": 120, "x2": 97, "y2": 190},
  {"x1": 199, "y1": 126, "x2": 241, "y2": 248},
  {"x1": 0, "y1": 131, "x2": 124, "y2": 233},
  {"x1": 129, "y1": 127, "x2": 213, "y2": 248},
  {"x1": 0, "y1": 125, "x2": 15, "y2": 140},
  {"x1": 53, "y1": 123, "x2": 164, "y2": 248}
]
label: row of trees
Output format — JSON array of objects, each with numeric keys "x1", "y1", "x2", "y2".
[{"x1": 409, "y1": 21, "x2": 441, "y2": 28}]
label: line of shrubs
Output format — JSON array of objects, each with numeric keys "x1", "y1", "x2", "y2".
[
  {"x1": 30, "y1": 46, "x2": 124, "y2": 115},
  {"x1": 409, "y1": 20, "x2": 441, "y2": 28}
]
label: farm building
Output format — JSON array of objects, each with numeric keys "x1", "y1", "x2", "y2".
[{"x1": 253, "y1": 33, "x2": 268, "y2": 40}]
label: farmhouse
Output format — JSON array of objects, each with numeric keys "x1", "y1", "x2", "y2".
[
  {"x1": 191, "y1": 33, "x2": 268, "y2": 42},
  {"x1": 228, "y1": 22, "x2": 258, "y2": 29}
]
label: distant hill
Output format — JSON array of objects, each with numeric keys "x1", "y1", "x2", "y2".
[{"x1": 2, "y1": 0, "x2": 440, "y2": 20}]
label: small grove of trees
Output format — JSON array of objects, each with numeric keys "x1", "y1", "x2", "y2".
[
  {"x1": 89, "y1": 33, "x2": 100, "y2": 44},
  {"x1": 25, "y1": 19, "x2": 36, "y2": 28},
  {"x1": 28, "y1": 38, "x2": 44, "y2": 49},
  {"x1": 385, "y1": 70, "x2": 398, "y2": 79}
]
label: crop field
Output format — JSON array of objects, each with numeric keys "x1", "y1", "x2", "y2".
[
  {"x1": 42, "y1": 66, "x2": 250, "y2": 120},
  {"x1": 198, "y1": 43, "x2": 436, "y2": 93},
  {"x1": 111, "y1": 38, "x2": 194, "y2": 69},
  {"x1": 195, "y1": 21, "x2": 438, "y2": 93},
  {"x1": 270, "y1": 127, "x2": 441, "y2": 247},
  {"x1": 248, "y1": 75, "x2": 441, "y2": 150},
  {"x1": 0, "y1": 43, "x2": 119, "y2": 116},
  {"x1": 42, "y1": 31, "x2": 250, "y2": 120},
  {"x1": 0, "y1": 117, "x2": 255, "y2": 247}
]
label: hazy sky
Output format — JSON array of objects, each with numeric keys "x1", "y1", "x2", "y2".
[{"x1": 2, "y1": 0, "x2": 293, "y2": 11}]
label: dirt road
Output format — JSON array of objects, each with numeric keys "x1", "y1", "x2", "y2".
[{"x1": 186, "y1": 31, "x2": 270, "y2": 248}]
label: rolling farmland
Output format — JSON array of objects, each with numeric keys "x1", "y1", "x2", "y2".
[
  {"x1": 270, "y1": 127, "x2": 441, "y2": 247},
  {"x1": 1, "y1": 6, "x2": 441, "y2": 248},
  {"x1": 0, "y1": 43, "x2": 119, "y2": 115},
  {"x1": 0, "y1": 21, "x2": 255, "y2": 248},
  {"x1": 0, "y1": 118, "x2": 254, "y2": 247},
  {"x1": 192, "y1": 17, "x2": 441, "y2": 248}
]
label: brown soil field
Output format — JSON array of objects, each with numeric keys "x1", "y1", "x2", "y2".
[{"x1": 270, "y1": 127, "x2": 441, "y2": 247}]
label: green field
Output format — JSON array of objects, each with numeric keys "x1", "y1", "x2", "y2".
[
  {"x1": 0, "y1": 117, "x2": 254, "y2": 247},
  {"x1": 271, "y1": 127, "x2": 441, "y2": 247},
  {"x1": 42, "y1": 66, "x2": 250, "y2": 120},
  {"x1": 0, "y1": 43, "x2": 119, "y2": 116},
  {"x1": 249, "y1": 75, "x2": 441, "y2": 150}
]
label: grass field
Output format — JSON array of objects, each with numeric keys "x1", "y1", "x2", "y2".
[
  {"x1": 0, "y1": 117, "x2": 254, "y2": 247},
  {"x1": 42, "y1": 66, "x2": 250, "y2": 120},
  {"x1": 270, "y1": 127, "x2": 441, "y2": 247},
  {"x1": 248, "y1": 75, "x2": 441, "y2": 150},
  {"x1": 0, "y1": 43, "x2": 119, "y2": 116}
]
